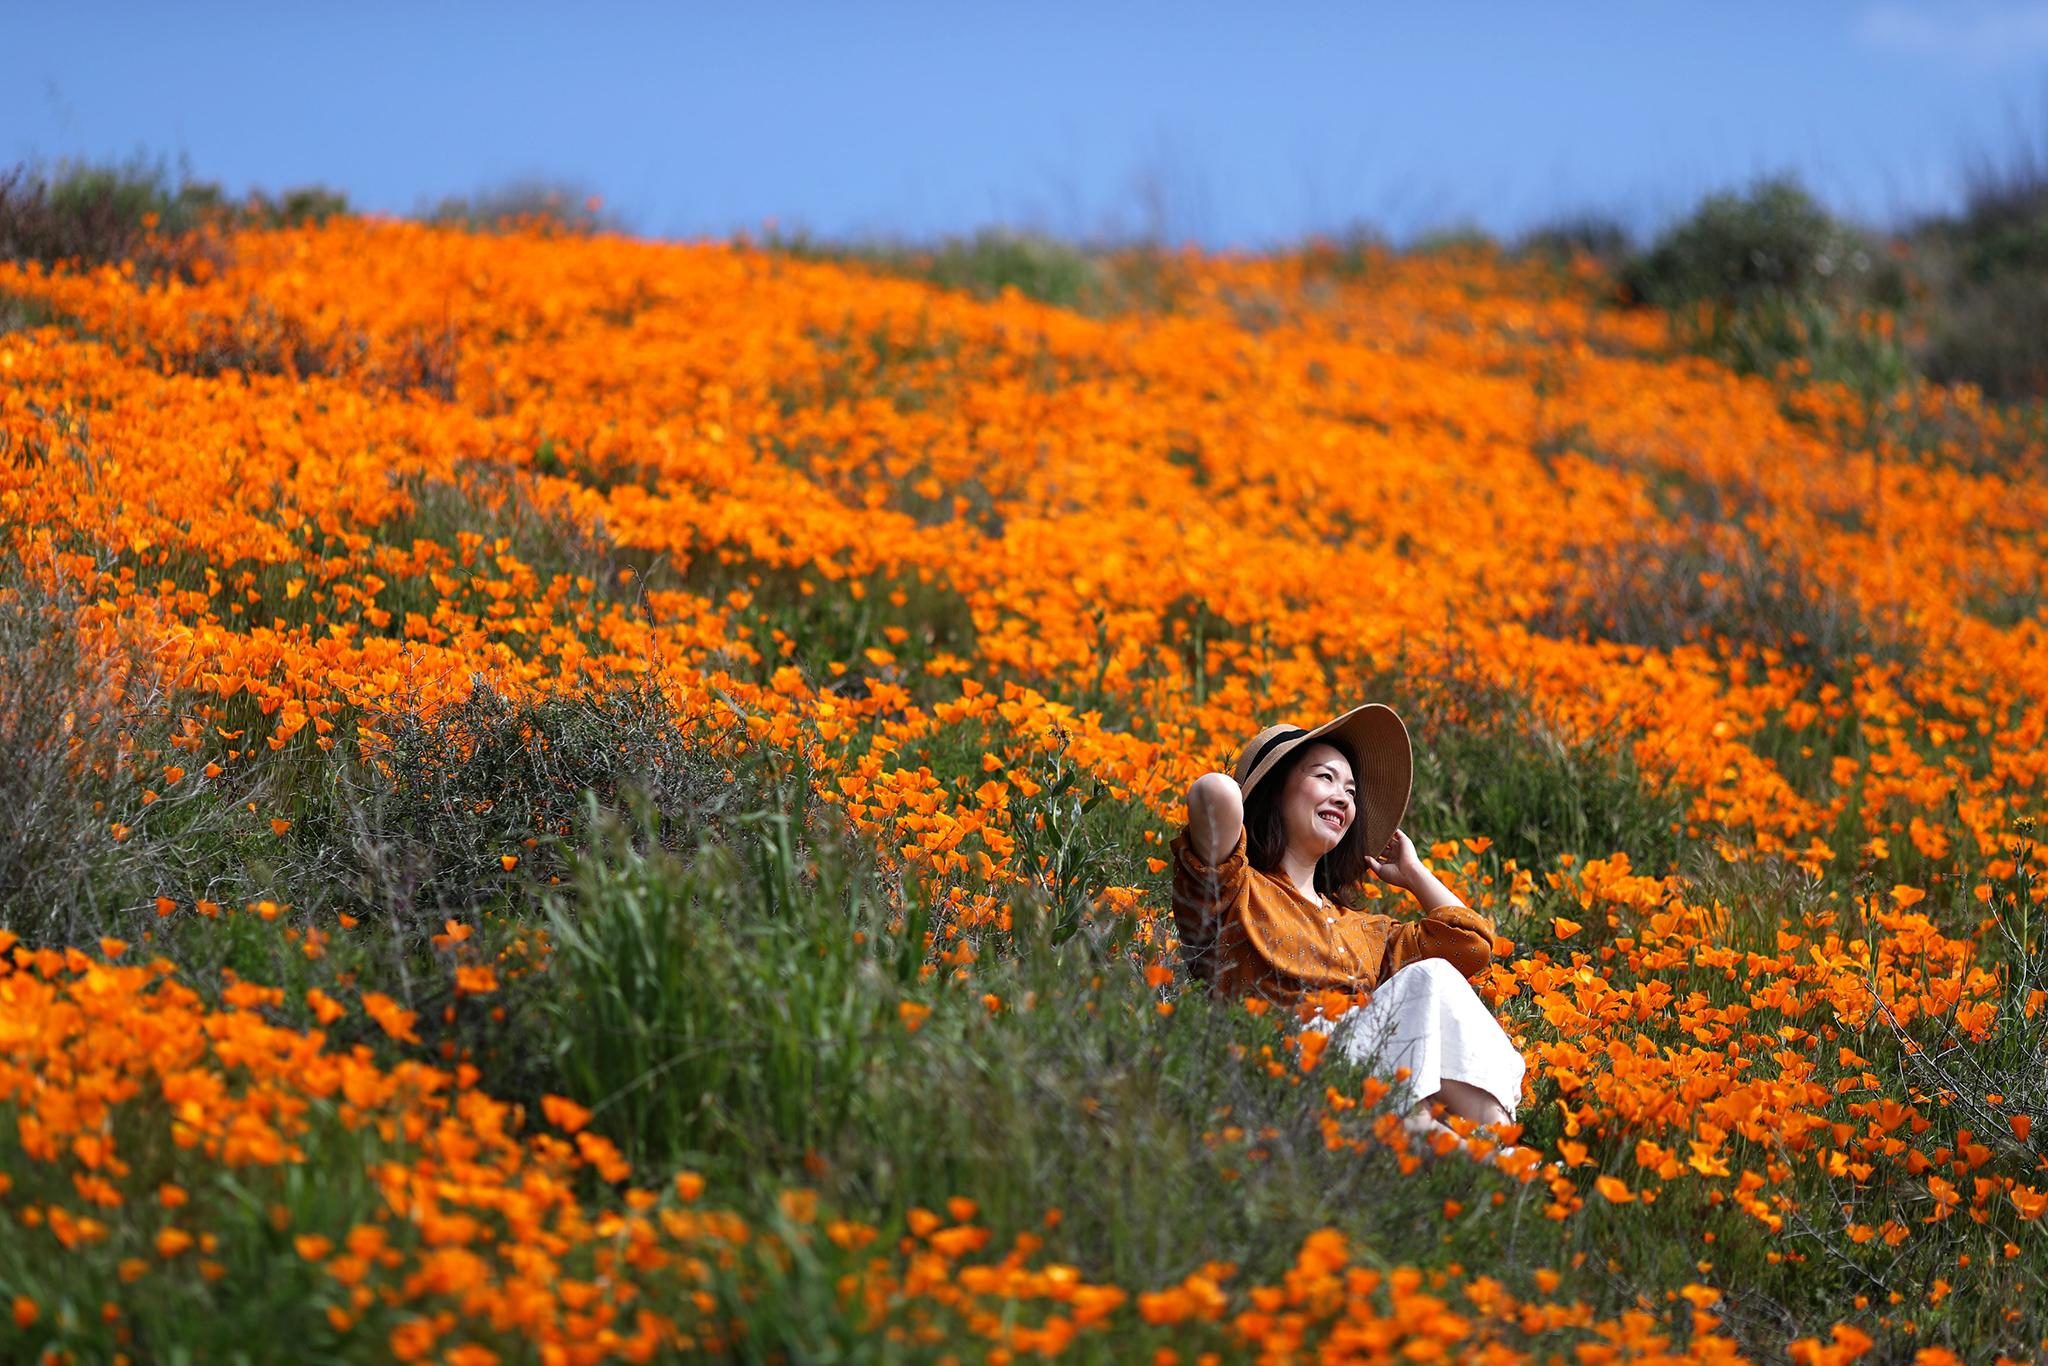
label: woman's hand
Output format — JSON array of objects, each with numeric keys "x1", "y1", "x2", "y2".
[
  {"x1": 1362, "y1": 829, "x2": 1427, "y2": 893},
  {"x1": 1363, "y1": 829, "x2": 1461, "y2": 911}
]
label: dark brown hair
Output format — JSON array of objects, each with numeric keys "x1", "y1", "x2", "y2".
[{"x1": 1242, "y1": 737, "x2": 1372, "y2": 905}]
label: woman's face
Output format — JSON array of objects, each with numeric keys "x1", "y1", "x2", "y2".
[{"x1": 1279, "y1": 742, "x2": 1355, "y2": 861}]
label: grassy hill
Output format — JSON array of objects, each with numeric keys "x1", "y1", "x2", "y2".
[{"x1": 1, "y1": 171, "x2": 2045, "y2": 1362}]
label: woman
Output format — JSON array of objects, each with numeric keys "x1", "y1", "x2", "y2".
[{"x1": 1169, "y1": 702, "x2": 1525, "y2": 1143}]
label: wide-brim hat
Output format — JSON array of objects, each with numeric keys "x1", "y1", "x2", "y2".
[{"x1": 1232, "y1": 703, "x2": 1412, "y2": 857}]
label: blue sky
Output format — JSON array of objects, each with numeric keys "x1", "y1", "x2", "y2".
[{"x1": 7, "y1": 1, "x2": 2048, "y2": 249}]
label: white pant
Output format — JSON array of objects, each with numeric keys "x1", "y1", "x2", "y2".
[{"x1": 1303, "y1": 958, "x2": 1526, "y2": 1116}]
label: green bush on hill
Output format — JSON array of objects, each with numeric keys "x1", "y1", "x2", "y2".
[
  {"x1": 1622, "y1": 176, "x2": 1881, "y2": 309},
  {"x1": 1620, "y1": 175, "x2": 1912, "y2": 395}
]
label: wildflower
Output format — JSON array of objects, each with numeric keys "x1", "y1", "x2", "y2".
[
  {"x1": 360, "y1": 992, "x2": 420, "y2": 1043},
  {"x1": 541, "y1": 1094, "x2": 592, "y2": 1133},
  {"x1": 454, "y1": 965, "x2": 499, "y2": 994},
  {"x1": 827, "y1": 1219, "x2": 876, "y2": 1250}
]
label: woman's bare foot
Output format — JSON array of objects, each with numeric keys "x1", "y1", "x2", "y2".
[{"x1": 1433, "y1": 1078, "x2": 1511, "y2": 1131}]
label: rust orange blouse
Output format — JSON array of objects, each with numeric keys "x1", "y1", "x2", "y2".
[{"x1": 1168, "y1": 823, "x2": 1496, "y2": 1008}]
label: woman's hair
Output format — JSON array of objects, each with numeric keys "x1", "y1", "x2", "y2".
[{"x1": 1242, "y1": 737, "x2": 1372, "y2": 904}]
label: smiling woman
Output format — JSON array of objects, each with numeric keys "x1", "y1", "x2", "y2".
[{"x1": 1169, "y1": 703, "x2": 1526, "y2": 1141}]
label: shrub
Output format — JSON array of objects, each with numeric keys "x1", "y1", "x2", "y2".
[
  {"x1": 0, "y1": 156, "x2": 225, "y2": 283},
  {"x1": 423, "y1": 178, "x2": 618, "y2": 235},
  {"x1": 293, "y1": 673, "x2": 753, "y2": 929},
  {"x1": 0, "y1": 157, "x2": 349, "y2": 285},
  {"x1": 0, "y1": 548, "x2": 249, "y2": 942},
  {"x1": 1623, "y1": 176, "x2": 1878, "y2": 311},
  {"x1": 1620, "y1": 175, "x2": 1911, "y2": 390}
]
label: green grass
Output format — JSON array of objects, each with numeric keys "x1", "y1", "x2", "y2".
[{"x1": 537, "y1": 786, "x2": 923, "y2": 1174}]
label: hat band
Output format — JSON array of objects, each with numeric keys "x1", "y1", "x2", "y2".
[{"x1": 1243, "y1": 726, "x2": 1309, "y2": 782}]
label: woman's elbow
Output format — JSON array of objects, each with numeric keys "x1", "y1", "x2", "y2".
[
  {"x1": 1431, "y1": 921, "x2": 1494, "y2": 976},
  {"x1": 1465, "y1": 934, "x2": 1495, "y2": 974},
  {"x1": 1459, "y1": 917, "x2": 1507, "y2": 974},
  {"x1": 1185, "y1": 772, "x2": 1242, "y2": 858},
  {"x1": 1187, "y1": 771, "x2": 1241, "y2": 814}
]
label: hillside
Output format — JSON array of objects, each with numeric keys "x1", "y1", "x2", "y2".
[{"x1": 1, "y1": 214, "x2": 2045, "y2": 1362}]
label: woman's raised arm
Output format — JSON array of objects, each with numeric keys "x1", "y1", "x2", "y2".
[{"x1": 1185, "y1": 771, "x2": 1244, "y2": 867}]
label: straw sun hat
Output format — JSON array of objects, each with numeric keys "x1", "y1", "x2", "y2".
[{"x1": 1232, "y1": 703, "x2": 1413, "y2": 857}]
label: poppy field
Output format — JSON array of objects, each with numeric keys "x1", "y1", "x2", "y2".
[{"x1": 1, "y1": 211, "x2": 2046, "y2": 1363}]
